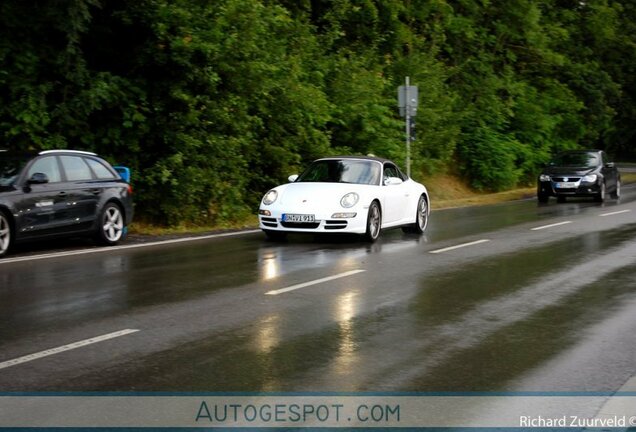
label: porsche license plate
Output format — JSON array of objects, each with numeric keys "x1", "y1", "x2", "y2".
[
  {"x1": 283, "y1": 213, "x2": 315, "y2": 223},
  {"x1": 555, "y1": 182, "x2": 577, "y2": 189}
]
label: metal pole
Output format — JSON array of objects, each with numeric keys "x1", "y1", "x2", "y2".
[{"x1": 405, "y1": 76, "x2": 411, "y2": 178}]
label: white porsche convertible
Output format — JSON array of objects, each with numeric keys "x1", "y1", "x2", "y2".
[{"x1": 258, "y1": 156, "x2": 430, "y2": 242}]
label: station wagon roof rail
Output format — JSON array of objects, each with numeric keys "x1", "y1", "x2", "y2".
[{"x1": 38, "y1": 150, "x2": 97, "y2": 156}]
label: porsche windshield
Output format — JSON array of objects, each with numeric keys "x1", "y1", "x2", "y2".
[
  {"x1": 297, "y1": 159, "x2": 381, "y2": 185},
  {"x1": 0, "y1": 154, "x2": 28, "y2": 187},
  {"x1": 551, "y1": 152, "x2": 600, "y2": 168}
]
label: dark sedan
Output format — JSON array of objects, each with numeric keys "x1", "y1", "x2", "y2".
[
  {"x1": 0, "y1": 149, "x2": 133, "y2": 257},
  {"x1": 537, "y1": 150, "x2": 620, "y2": 203}
]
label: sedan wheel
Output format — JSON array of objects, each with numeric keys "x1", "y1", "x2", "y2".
[
  {"x1": 611, "y1": 179, "x2": 621, "y2": 199},
  {"x1": 0, "y1": 212, "x2": 11, "y2": 257},
  {"x1": 594, "y1": 181, "x2": 606, "y2": 202},
  {"x1": 364, "y1": 201, "x2": 382, "y2": 242},
  {"x1": 96, "y1": 203, "x2": 124, "y2": 245}
]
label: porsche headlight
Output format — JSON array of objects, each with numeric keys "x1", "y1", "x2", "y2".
[
  {"x1": 262, "y1": 190, "x2": 278, "y2": 205},
  {"x1": 582, "y1": 174, "x2": 597, "y2": 183},
  {"x1": 340, "y1": 192, "x2": 359, "y2": 208}
]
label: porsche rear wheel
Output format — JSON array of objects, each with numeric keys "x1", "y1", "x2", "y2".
[
  {"x1": 364, "y1": 201, "x2": 382, "y2": 242},
  {"x1": 403, "y1": 195, "x2": 428, "y2": 234}
]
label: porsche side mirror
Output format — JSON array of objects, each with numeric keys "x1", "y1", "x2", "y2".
[
  {"x1": 288, "y1": 174, "x2": 299, "y2": 182},
  {"x1": 384, "y1": 177, "x2": 403, "y2": 186}
]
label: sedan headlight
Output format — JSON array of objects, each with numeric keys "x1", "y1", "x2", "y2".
[
  {"x1": 582, "y1": 174, "x2": 597, "y2": 183},
  {"x1": 539, "y1": 174, "x2": 551, "y2": 182},
  {"x1": 262, "y1": 190, "x2": 278, "y2": 205},
  {"x1": 340, "y1": 192, "x2": 359, "y2": 208}
]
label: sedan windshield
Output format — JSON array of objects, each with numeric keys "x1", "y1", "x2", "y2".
[
  {"x1": 297, "y1": 159, "x2": 381, "y2": 185},
  {"x1": 550, "y1": 152, "x2": 600, "y2": 168},
  {"x1": 0, "y1": 154, "x2": 28, "y2": 187}
]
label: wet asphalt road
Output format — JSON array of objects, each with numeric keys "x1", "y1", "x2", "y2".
[{"x1": 1, "y1": 186, "x2": 636, "y2": 394}]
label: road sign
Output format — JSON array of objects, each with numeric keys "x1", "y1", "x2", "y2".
[
  {"x1": 397, "y1": 77, "x2": 418, "y2": 177},
  {"x1": 398, "y1": 85, "x2": 418, "y2": 117}
]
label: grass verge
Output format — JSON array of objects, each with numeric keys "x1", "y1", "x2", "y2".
[
  {"x1": 423, "y1": 174, "x2": 535, "y2": 210},
  {"x1": 130, "y1": 171, "x2": 636, "y2": 236}
]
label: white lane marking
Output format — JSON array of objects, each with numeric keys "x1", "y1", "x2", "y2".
[
  {"x1": 0, "y1": 230, "x2": 262, "y2": 265},
  {"x1": 265, "y1": 270, "x2": 366, "y2": 296},
  {"x1": 429, "y1": 239, "x2": 490, "y2": 254},
  {"x1": 530, "y1": 221, "x2": 572, "y2": 231},
  {"x1": 0, "y1": 329, "x2": 139, "y2": 371},
  {"x1": 600, "y1": 209, "x2": 632, "y2": 217}
]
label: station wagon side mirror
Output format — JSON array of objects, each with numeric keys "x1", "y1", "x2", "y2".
[
  {"x1": 28, "y1": 172, "x2": 49, "y2": 184},
  {"x1": 605, "y1": 162, "x2": 615, "y2": 169},
  {"x1": 288, "y1": 174, "x2": 299, "y2": 182},
  {"x1": 384, "y1": 177, "x2": 403, "y2": 186}
]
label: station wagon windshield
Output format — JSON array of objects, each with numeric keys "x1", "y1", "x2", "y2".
[
  {"x1": 551, "y1": 152, "x2": 599, "y2": 168},
  {"x1": 296, "y1": 159, "x2": 381, "y2": 185},
  {"x1": 0, "y1": 155, "x2": 28, "y2": 187}
]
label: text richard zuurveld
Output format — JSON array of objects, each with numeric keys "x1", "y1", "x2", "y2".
[{"x1": 520, "y1": 415, "x2": 636, "y2": 428}]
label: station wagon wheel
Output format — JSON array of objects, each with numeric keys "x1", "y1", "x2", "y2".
[
  {"x1": 96, "y1": 203, "x2": 124, "y2": 245},
  {"x1": 0, "y1": 212, "x2": 11, "y2": 257},
  {"x1": 364, "y1": 201, "x2": 382, "y2": 242}
]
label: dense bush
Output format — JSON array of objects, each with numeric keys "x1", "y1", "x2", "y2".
[{"x1": 0, "y1": 0, "x2": 634, "y2": 224}]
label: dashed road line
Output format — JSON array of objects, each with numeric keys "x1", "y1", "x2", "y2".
[
  {"x1": 600, "y1": 209, "x2": 632, "y2": 217},
  {"x1": 429, "y1": 239, "x2": 490, "y2": 254},
  {"x1": 530, "y1": 221, "x2": 572, "y2": 231},
  {"x1": 265, "y1": 270, "x2": 366, "y2": 296},
  {"x1": 0, "y1": 329, "x2": 140, "y2": 371}
]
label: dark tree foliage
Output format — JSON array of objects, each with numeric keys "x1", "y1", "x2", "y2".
[{"x1": 0, "y1": 0, "x2": 634, "y2": 224}]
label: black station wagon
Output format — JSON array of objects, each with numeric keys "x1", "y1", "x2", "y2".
[{"x1": 0, "y1": 150, "x2": 133, "y2": 257}]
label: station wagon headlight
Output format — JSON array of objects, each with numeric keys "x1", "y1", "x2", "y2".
[
  {"x1": 539, "y1": 174, "x2": 551, "y2": 182},
  {"x1": 262, "y1": 190, "x2": 278, "y2": 205},
  {"x1": 582, "y1": 174, "x2": 597, "y2": 183},
  {"x1": 340, "y1": 192, "x2": 359, "y2": 208}
]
